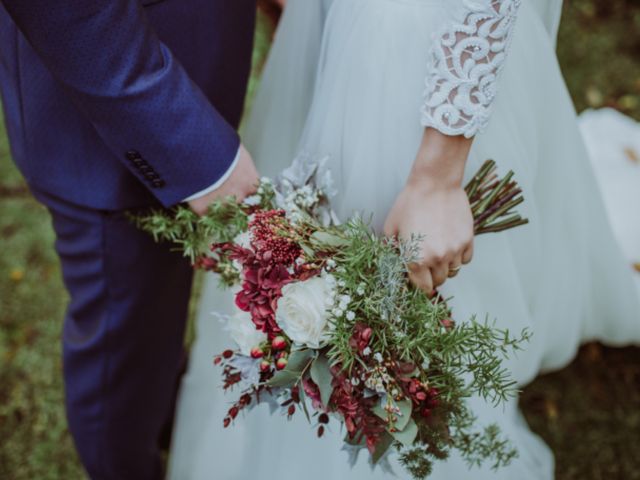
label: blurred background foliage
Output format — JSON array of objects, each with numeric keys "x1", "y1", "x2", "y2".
[{"x1": 1, "y1": 1, "x2": 639, "y2": 478}]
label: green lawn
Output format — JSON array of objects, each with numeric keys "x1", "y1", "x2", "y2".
[{"x1": 1, "y1": 2, "x2": 639, "y2": 479}]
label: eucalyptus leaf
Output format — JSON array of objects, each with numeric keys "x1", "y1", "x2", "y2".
[
  {"x1": 310, "y1": 231, "x2": 349, "y2": 248},
  {"x1": 287, "y1": 349, "x2": 316, "y2": 374},
  {"x1": 300, "y1": 243, "x2": 315, "y2": 259},
  {"x1": 310, "y1": 354, "x2": 334, "y2": 406},
  {"x1": 266, "y1": 370, "x2": 299, "y2": 388},
  {"x1": 390, "y1": 418, "x2": 418, "y2": 447},
  {"x1": 297, "y1": 385, "x2": 311, "y2": 423},
  {"x1": 344, "y1": 433, "x2": 366, "y2": 448},
  {"x1": 394, "y1": 398, "x2": 413, "y2": 431},
  {"x1": 371, "y1": 431, "x2": 394, "y2": 464},
  {"x1": 372, "y1": 397, "x2": 412, "y2": 432},
  {"x1": 372, "y1": 399, "x2": 387, "y2": 422}
]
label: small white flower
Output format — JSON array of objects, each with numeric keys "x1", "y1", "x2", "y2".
[
  {"x1": 346, "y1": 311, "x2": 356, "y2": 321},
  {"x1": 362, "y1": 347, "x2": 372, "y2": 356},
  {"x1": 356, "y1": 284, "x2": 366, "y2": 296},
  {"x1": 337, "y1": 280, "x2": 346, "y2": 288},
  {"x1": 225, "y1": 311, "x2": 267, "y2": 356},
  {"x1": 351, "y1": 377, "x2": 361, "y2": 386},
  {"x1": 242, "y1": 194, "x2": 262, "y2": 207},
  {"x1": 374, "y1": 352, "x2": 384, "y2": 363},
  {"x1": 339, "y1": 294, "x2": 351, "y2": 305},
  {"x1": 332, "y1": 308, "x2": 344, "y2": 318}
]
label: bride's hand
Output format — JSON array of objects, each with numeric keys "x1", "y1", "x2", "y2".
[{"x1": 384, "y1": 129, "x2": 475, "y2": 295}]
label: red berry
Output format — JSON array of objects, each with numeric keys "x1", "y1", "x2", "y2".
[
  {"x1": 250, "y1": 347, "x2": 264, "y2": 359},
  {"x1": 213, "y1": 356, "x2": 222, "y2": 365},
  {"x1": 260, "y1": 360, "x2": 271, "y2": 372},
  {"x1": 223, "y1": 417, "x2": 231, "y2": 428},
  {"x1": 287, "y1": 404, "x2": 296, "y2": 416},
  {"x1": 440, "y1": 318, "x2": 454, "y2": 330},
  {"x1": 272, "y1": 336, "x2": 287, "y2": 351},
  {"x1": 318, "y1": 413, "x2": 329, "y2": 424},
  {"x1": 222, "y1": 349, "x2": 234, "y2": 359},
  {"x1": 317, "y1": 425, "x2": 325, "y2": 438},
  {"x1": 276, "y1": 357, "x2": 288, "y2": 370},
  {"x1": 229, "y1": 406, "x2": 239, "y2": 419}
]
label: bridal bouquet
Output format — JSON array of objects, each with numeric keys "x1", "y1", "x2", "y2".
[{"x1": 133, "y1": 158, "x2": 530, "y2": 478}]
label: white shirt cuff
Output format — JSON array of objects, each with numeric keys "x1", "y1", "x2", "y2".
[{"x1": 182, "y1": 146, "x2": 241, "y2": 202}]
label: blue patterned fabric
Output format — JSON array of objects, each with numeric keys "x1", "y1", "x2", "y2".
[
  {"x1": 0, "y1": 2, "x2": 257, "y2": 478},
  {"x1": 34, "y1": 188, "x2": 194, "y2": 479},
  {"x1": 0, "y1": 0, "x2": 256, "y2": 208}
]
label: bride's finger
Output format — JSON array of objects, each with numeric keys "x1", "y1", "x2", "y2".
[
  {"x1": 448, "y1": 255, "x2": 463, "y2": 278},
  {"x1": 462, "y1": 242, "x2": 474, "y2": 265},
  {"x1": 409, "y1": 266, "x2": 433, "y2": 294},
  {"x1": 431, "y1": 262, "x2": 449, "y2": 288}
]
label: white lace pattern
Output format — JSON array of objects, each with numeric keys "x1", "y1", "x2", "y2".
[{"x1": 421, "y1": 0, "x2": 522, "y2": 138}]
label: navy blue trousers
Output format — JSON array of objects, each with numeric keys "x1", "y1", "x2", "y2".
[{"x1": 34, "y1": 189, "x2": 193, "y2": 480}]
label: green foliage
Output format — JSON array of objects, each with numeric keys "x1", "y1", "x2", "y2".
[{"x1": 129, "y1": 200, "x2": 249, "y2": 262}]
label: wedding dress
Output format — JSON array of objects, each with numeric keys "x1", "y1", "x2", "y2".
[{"x1": 168, "y1": 0, "x2": 640, "y2": 478}]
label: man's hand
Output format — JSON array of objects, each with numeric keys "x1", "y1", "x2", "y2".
[
  {"x1": 384, "y1": 129, "x2": 475, "y2": 295},
  {"x1": 188, "y1": 144, "x2": 259, "y2": 216}
]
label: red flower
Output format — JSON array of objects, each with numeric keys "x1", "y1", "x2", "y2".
[{"x1": 349, "y1": 323, "x2": 373, "y2": 354}]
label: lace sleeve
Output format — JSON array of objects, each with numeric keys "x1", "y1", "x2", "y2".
[{"x1": 420, "y1": 0, "x2": 522, "y2": 138}]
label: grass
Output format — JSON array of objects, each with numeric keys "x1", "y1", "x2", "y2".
[{"x1": 1, "y1": 2, "x2": 639, "y2": 478}]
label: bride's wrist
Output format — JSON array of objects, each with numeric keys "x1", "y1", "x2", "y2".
[{"x1": 407, "y1": 128, "x2": 473, "y2": 190}]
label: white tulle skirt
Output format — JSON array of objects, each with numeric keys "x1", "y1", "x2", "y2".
[{"x1": 168, "y1": 0, "x2": 640, "y2": 478}]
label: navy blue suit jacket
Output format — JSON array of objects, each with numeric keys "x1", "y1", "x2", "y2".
[{"x1": 0, "y1": 0, "x2": 256, "y2": 209}]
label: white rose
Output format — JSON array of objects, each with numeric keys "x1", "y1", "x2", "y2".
[
  {"x1": 226, "y1": 311, "x2": 267, "y2": 356},
  {"x1": 275, "y1": 275, "x2": 335, "y2": 348}
]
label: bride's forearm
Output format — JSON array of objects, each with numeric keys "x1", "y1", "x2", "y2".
[{"x1": 407, "y1": 128, "x2": 473, "y2": 190}]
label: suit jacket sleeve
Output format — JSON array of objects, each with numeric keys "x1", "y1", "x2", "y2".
[{"x1": 1, "y1": 0, "x2": 240, "y2": 207}]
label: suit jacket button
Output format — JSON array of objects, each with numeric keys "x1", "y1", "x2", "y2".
[
  {"x1": 140, "y1": 165, "x2": 153, "y2": 174},
  {"x1": 126, "y1": 150, "x2": 141, "y2": 161},
  {"x1": 151, "y1": 180, "x2": 166, "y2": 188}
]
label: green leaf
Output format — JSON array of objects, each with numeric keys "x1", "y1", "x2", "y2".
[
  {"x1": 371, "y1": 431, "x2": 394, "y2": 464},
  {"x1": 310, "y1": 354, "x2": 334, "y2": 406},
  {"x1": 372, "y1": 399, "x2": 387, "y2": 421},
  {"x1": 390, "y1": 418, "x2": 418, "y2": 447},
  {"x1": 300, "y1": 243, "x2": 315, "y2": 259},
  {"x1": 266, "y1": 349, "x2": 315, "y2": 388},
  {"x1": 266, "y1": 370, "x2": 299, "y2": 388},
  {"x1": 310, "y1": 231, "x2": 349, "y2": 248},
  {"x1": 372, "y1": 397, "x2": 412, "y2": 432},
  {"x1": 287, "y1": 349, "x2": 316, "y2": 374},
  {"x1": 344, "y1": 433, "x2": 366, "y2": 448},
  {"x1": 394, "y1": 398, "x2": 413, "y2": 431}
]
